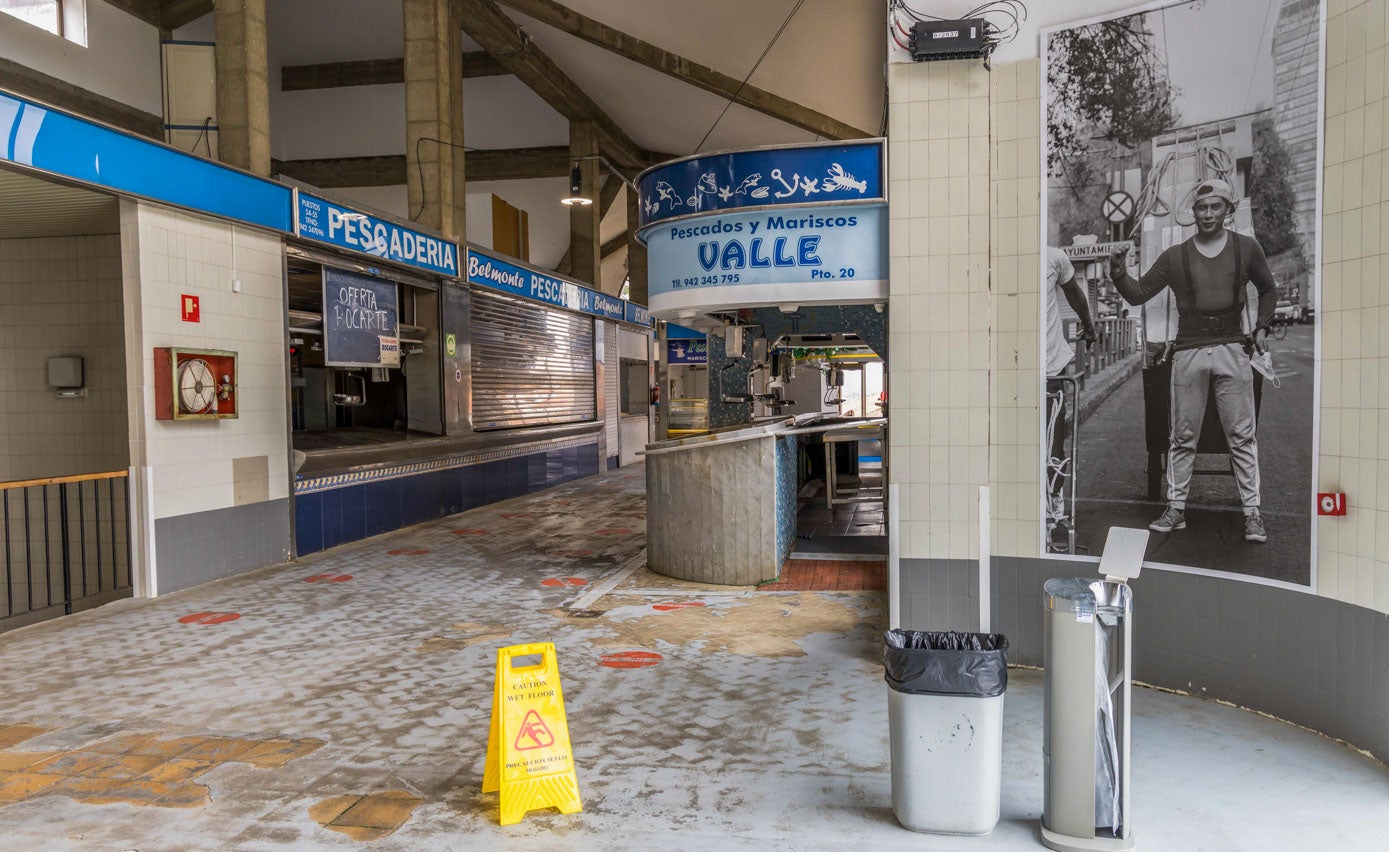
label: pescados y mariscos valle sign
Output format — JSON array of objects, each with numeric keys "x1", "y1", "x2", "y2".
[
  {"x1": 636, "y1": 139, "x2": 885, "y2": 227},
  {"x1": 297, "y1": 193, "x2": 458, "y2": 277},
  {"x1": 642, "y1": 205, "x2": 887, "y2": 316},
  {"x1": 465, "y1": 247, "x2": 651, "y2": 327}
]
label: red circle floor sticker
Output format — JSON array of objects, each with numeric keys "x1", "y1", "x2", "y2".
[
  {"x1": 599, "y1": 651, "x2": 663, "y2": 669},
  {"x1": 541, "y1": 577, "x2": 589, "y2": 587},
  {"x1": 178, "y1": 612, "x2": 241, "y2": 625},
  {"x1": 303, "y1": 573, "x2": 353, "y2": 583},
  {"x1": 653, "y1": 601, "x2": 706, "y2": 612}
]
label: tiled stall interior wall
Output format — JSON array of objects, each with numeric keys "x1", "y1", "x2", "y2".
[
  {"x1": 988, "y1": 61, "x2": 1044, "y2": 560},
  {"x1": 0, "y1": 235, "x2": 128, "y2": 480},
  {"x1": 887, "y1": 59, "x2": 991, "y2": 563},
  {"x1": 121, "y1": 201, "x2": 289, "y2": 521},
  {"x1": 1319, "y1": 0, "x2": 1389, "y2": 611}
]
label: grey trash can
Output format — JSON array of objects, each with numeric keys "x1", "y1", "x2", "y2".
[{"x1": 884, "y1": 630, "x2": 1009, "y2": 835}]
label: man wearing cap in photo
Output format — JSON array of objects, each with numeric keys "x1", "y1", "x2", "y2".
[{"x1": 1108, "y1": 177, "x2": 1277, "y2": 543}]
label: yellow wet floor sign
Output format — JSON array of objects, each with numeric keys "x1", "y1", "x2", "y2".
[{"x1": 482, "y1": 642, "x2": 582, "y2": 825}]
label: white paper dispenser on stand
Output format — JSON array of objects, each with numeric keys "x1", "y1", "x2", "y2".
[{"x1": 1042, "y1": 527, "x2": 1147, "y2": 852}]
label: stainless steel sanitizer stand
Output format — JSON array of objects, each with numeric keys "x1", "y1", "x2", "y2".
[{"x1": 1042, "y1": 527, "x2": 1147, "y2": 852}]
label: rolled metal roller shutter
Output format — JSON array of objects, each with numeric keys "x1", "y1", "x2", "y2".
[
  {"x1": 470, "y1": 289, "x2": 595, "y2": 430},
  {"x1": 604, "y1": 321, "x2": 619, "y2": 458}
]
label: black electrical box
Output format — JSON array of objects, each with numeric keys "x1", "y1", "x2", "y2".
[{"x1": 910, "y1": 18, "x2": 989, "y2": 62}]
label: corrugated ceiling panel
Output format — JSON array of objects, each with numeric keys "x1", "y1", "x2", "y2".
[{"x1": 0, "y1": 169, "x2": 119, "y2": 239}]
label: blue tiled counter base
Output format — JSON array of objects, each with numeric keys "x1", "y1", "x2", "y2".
[{"x1": 294, "y1": 441, "x2": 599, "y2": 555}]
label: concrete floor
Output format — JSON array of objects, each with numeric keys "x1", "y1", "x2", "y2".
[{"x1": 0, "y1": 464, "x2": 1384, "y2": 850}]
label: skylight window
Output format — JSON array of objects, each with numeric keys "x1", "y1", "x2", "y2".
[{"x1": 1, "y1": 0, "x2": 87, "y2": 46}]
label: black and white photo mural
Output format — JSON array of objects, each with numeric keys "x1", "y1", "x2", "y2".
[{"x1": 1040, "y1": 0, "x2": 1323, "y2": 586}]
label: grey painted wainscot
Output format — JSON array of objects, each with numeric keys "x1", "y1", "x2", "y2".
[
  {"x1": 899, "y1": 555, "x2": 1389, "y2": 765},
  {"x1": 154, "y1": 498, "x2": 292, "y2": 594}
]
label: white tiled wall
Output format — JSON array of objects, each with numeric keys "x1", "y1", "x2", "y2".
[
  {"x1": 120, "y1": 201, "x2": 288, "y2": 520},
  {"x1": 0, "y1": 235, "x2": 128, "y2": 480},
  {"x1": 989, "y1": 60, "x2": 1045, "y2": 560},
  {"x1": 891, "y1": 7, "x2": 1389, "y2": 616},
  {"x1": 1318, "y1": 0, "x2": 1389, "y2": 612},
  {"x1": 887, "y1": 59, "x2": 991, "y2": 561}
]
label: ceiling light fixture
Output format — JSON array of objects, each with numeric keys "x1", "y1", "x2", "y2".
[{"x1": 560, "y1": 162, "x2": 592, "y2": 206}]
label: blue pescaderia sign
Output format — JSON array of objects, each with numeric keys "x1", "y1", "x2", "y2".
[
  {"x1": 465, "y1": 246, "x2": 651, "y2": 327},
  {"x1": 636, "y1": 140, "x2": 885, "y2": 229},
  {"x1": 297, "y1": 192, "x2": 459, "y2": 277},
  {"x1": 0, "y1": 90, "x2": 293, "y2": 233},
  {"x1": 625, "y1": 301, "x2": 651, "y2": 327},
  {"x1": 636, "y1": 141, "x2": 887, "y2": 320}
]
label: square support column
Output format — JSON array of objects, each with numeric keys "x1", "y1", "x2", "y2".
[
  {"x1": 213, "y1": 0, "x2": 271, "y2": 176},
  {"x1": 404, "y1": 0, "x2": 467, "y2": 241},
  {"x1": 569, "y1": 121, "x2": 601, "y2": 287},
  {"x1": 625, "y1": 184, "x2": 648, "y2": 304}
]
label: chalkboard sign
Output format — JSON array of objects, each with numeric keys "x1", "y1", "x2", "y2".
[{"x1": 323, "y1": 266, "x2": 400, "y2": 368}]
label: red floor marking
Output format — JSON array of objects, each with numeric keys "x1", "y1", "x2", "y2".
[
  {"x1": 387, "y1": 549, "x2": 430, "y2": 556},
  {"x1": 541, "y1": 578, "x2": 564, "y2": 587},
  {"x1": 303, "y1": 573, "x2": 353, "y2": 583},
  {"x1": 451, "y1": 529, "x2": 489, "y2": 535},
  {"x1": 600, "y1": 651, "x2": 663, "y2": 669},
  {"x1": 541, "y1": 577, "x2": 588, "y2": 587},
  {"x1": 178, "y1": 612, "x2": 241, "y2": 625},
  {"x1": 595, "y1": 528, "x2": 632, "y2": 535},
  {"x1": 653, "y1": 601, "x2": 707, "y2": 612},
  {"x1": 562, "y1": 577, "x2": 589, "y2": 586}
]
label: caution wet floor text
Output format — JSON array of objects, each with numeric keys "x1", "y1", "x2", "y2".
[{"x1": 482, "y1": 642, "x2": 582, "y2": 825}]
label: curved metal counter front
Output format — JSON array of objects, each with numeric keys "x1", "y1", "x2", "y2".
[{"x1": 645, "y1": 419, "x2": 799, "y2": 586}]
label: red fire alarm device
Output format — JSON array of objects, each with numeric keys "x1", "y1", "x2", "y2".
[
  {"x1": 1317, "y1": 493, "x2": 1347, "y2": 516},
  {"x1": 181, "y1": 294, "x2": 200, "y2": 323}
]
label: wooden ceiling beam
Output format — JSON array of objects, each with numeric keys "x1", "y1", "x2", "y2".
[
  {"x1": 497, "y1": 0, "x2": 872, "y2": 140},
  {"x1": 272, "y1": 156, "x2": 406, "y2": 189},
  {"x1": 600, "y1": 230, "x2": 627, "y2": 260},
  {"x1": 467, "y1": 145, "x2": 570, "y2": 181},
  {"x1": 281, "y1": 52, "x2": 509, "y2": 92},
  {"x1": 282, "y1": 58, "x2": 404, "y2": 92},
  {"x1": 272, "y1": 146, "x2": 572, "y2": 188},
  {"x1": 103, "y1": 0, "x2": 163, "y2": 28},
  {"x1": 459, "y1": 0, "x2": 645, "y2": 169},
  {"x1": 461, "y1": 51, "x2": 509, "y2": 78},
  {"x1": 160, "y1": 0, "x2": 213, "y2": 31}
]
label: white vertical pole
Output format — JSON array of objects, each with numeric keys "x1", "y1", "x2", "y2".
[
  {"x1": 131, "y1": 465, "x2": 159, "y2": 598},
  {"x1": 979, "y1": 484, "x2": 991, "y2": 633},
  {"x1": 888, "y1": 482, "x2": 900, "y2": 629}
]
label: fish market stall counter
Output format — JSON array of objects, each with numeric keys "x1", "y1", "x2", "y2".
[{"x1": 645, "y1": 419, "x2": 799, "y2": 585}]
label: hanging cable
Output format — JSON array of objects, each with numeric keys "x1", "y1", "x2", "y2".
[{"x1": 694, "y1": 0, "x2": 805, "y2": 153}]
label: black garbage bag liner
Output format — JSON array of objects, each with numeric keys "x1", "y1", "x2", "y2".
[{"x1": 883, "y1": 629, "x2": 1009, "y2": 697}]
